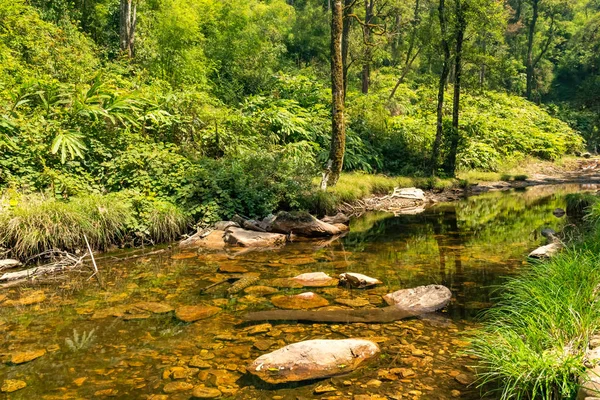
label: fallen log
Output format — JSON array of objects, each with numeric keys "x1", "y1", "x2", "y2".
[{"x1": 243, "y1": 306, "x2": 419, "y2": 323}]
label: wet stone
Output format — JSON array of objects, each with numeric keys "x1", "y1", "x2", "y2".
[
  {"x1": 9, "y1": 349, "x2": 46, "y2": 365},
  {"x1": 163, "y1": 381, "x2": 194, "y2": 393},
  {"x1": 314, "y1": 384, "x2": 337, "y2": 394},
  {"x1": 189, "y1": 356, "x2": 212, "y2": 369},
  {"x1": 218, "y1": 264, "x2": 248, "y2": 273},
  {"x1": 192, "y1": 386, "x2": 222, "y2": 398},
  {"x1": 244, "y1": 323, "x2": 272, "y2": 335},
  {"x1": 1, "y1": 379, "x2": 26, "y2": 393},
  {"x1": 253, "y1": 340, "x2": 275, "y2": 351},
  {"x1": 455, "y1": 373, "x2": 474, "y2": 386},
  {"x1": 334, "y1": 297, "x2": 370, "y2": 307},
  {"x1": 271, "y1": 292, "x2": 329, "y2": 309},
  {"x1": 244, "y1": 285, "x2": 278, "y2": 295},
  {"x1": 132, "y1": 302, "x2": 174, "y2": 314},
  {"x1": 175, "y1": 305, "x2": 220, "y2": 322}
]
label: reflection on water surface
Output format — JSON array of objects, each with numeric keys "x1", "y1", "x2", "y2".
[{"x1": 0, "y1": 184, "x2": 590, "y2": 399}]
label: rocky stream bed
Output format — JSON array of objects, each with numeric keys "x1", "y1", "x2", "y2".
[{"x1": 0, "y1": 184, "x2": 596, "y2": 399}]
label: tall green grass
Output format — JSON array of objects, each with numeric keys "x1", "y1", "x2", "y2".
[
  {"x1": 470, "y1": 239, "x2": 600, "y2": 399},
  {"x1": 0, "y1": 192, "x2": 190, "y2": 258}
]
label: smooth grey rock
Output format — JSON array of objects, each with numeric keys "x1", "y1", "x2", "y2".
[
  {"x1": 224, "y1": 227, "x2": 286, "y2": 247},
  {"x1": 383, "y1": 284, "x2": 452, "y2": 313},
  {"x1": 248, "y1": 339, "x2": 379, "y2": 383}
]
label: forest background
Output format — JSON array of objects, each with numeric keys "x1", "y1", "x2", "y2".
[{"x1": 1, "y1": 0, "x2": 599, "y2": 250}]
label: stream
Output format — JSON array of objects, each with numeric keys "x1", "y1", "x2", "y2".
[{"x1": 0, "y1": 184, "x2": 596, "y2": 399}]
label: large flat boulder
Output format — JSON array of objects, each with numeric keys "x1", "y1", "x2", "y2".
[
  {"x1": 383, "y1": 284, "x2": 452, "y2": 313},
  {"x1": 248, "y1": 339, "x2": 380, "y2": 383},
  {"x1": 224, "y1": 227, "x2": 286, "y2": 247},
  {"x1": 270, "y1": 212, "x2": 342, "y2": 237}
]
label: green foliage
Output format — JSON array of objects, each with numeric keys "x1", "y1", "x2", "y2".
[{"x1": 469, "y1": 244, "x2": 600, "y2": 399}]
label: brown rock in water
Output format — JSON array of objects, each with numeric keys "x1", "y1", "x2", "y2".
[
  {"x1": 253, "y1": 340, "x2": 275, "y2": 351},
  {"x1": 291, "y1": 272, "x2": 338, "y2": 287},
  {"x1": 334, "y1": 297, "x2": 370, "y2": 307},
  {"x1": 192, "y1": 386, "x2": 222, "y2": 398},
  {"x1": 175, "y1": 305, "x2": 220, "y2": 322},
  {"x1": 1, "y1": 379, "x2": 26, "y2": 393},
  {"x1": 218, "y1": 263, "x2": 248, "y2": 273},
  {"x1": 4, "y1": 291, "x2": 46, "y2": 306},
  {"x1": 189, "y1": 356, "x2": 211, "y2": 369},
  {"x1": 271, "y1": 292, "x2": 329, "y2": 309},
  {"x1": 224, "y1": 227, "x2": 286, "y2": 247},
  {"x1": 247, "y1": 339, "x2": 379, "y2": 383},
  {"x1": 163, "y1": 381, "x2": 193, "y2": 394},
  {"x1": 179, "y1": 230, "x2": 227, "y2": 249},
  {"x1": 9, "y1": 349, "x2": 46, "y2": 365},
  {"x1": 132, "y1": 302, "x2": 174, "y2": 314},
  {"x1": 339, "y1": 272, "x2": 382, "y2": 288},
  {"x1": 383, "y1": 285, "x2": 452, "y2": 313},
  {"x1": 244, "y1": 286, "x2": 278, "y2": 295},
  {"x1": 270, "y1": 211, "x2": 342, "y2": 237}
]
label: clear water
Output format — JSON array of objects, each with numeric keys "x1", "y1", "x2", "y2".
[{"x1": 0, "y1": 184, "x2": 592, "y2": 399}]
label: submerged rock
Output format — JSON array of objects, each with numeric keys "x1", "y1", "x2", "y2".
[
  {"x1": 224, "y1": 227, "x2": 286, "y2": 247},
  {"x1": 528, "y1": 242, "x2": 562, "y2": 259},
  {"x1": 382, "y1": 285, "x2": 452, "y2": 313},
  {"x1": 271, "y1": 292, "x2": 329, "y2": 309},
  {"x1": 132, "y1": 302, "x2": 174, "y2": 314},
  {"x1": 244, "y1": 285, "x2": 278, "y2": 295},
  {"x1": 175, "y1": 305, "x2": 220, "y2": 323},
  {"x1": 1, "y1": 379, "x2": 27, "y2": 393},
  {"x1": 227, "y1": 273, "x2": 260, "y2": 294},
  {"x1": 339, "y1": 272, "x2": 382, "y2": 288},
  {"x1": 248, "y1": 339, "x2": 380, "y2": 383},
  {"x1": 270, "y1": 211, "x2": 342, "y2": 237},
  {"x1": 9, "y1": 349, "x2": 46, "y2": 365},
  {"x1": 163, "y1": 381, "x2": 193, "y2": 394},
  {"x1": 192, "y1": 386, "x2": 222, "y2": 398},
  {"x1": 334, "y1": 297, "x2": 370, "y2": 307},
  {"x1": 291, "y1": 272, "x2": 338, "y2": 287},
  {"x1": 553, "y1": 208, "x2": 566, "y2": 218}
]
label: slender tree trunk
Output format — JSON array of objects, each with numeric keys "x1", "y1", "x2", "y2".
[
  {"x1": 342, "y1": 0, "x2": 353, "y2": 98},
  {"x1": 526, "y1": 0, "x2": 539, "y2": 100},
  {"x1": 120, "y1": 0, "x2": 137, "y2": 57},
  {"x1": 447, "y1": 0, "x2": 466, "y2": 176},
  {"x1": 431, "y1": 0, "x2": 451, "y2": 175},
  {"x1": 390, "y1": 0, "x2": 421, "y2": 100},
  {"x1": 361, "y1": 0, "x2": 374, "y2": 94},
  {"x1": 327, "y1": 0, "x2": 346, "y2": 187}
]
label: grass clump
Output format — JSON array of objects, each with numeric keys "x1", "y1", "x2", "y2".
[
  {"x1": 0, "y1": 192, "x2": 189, "y2": 258},
  {"x1": 469, "y1": 242, "x2": 600, "y2": 399}
]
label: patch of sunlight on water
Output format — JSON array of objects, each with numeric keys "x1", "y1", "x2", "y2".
[{"x1": 0, "y1": 184, "x2": 593, "y2": 399}]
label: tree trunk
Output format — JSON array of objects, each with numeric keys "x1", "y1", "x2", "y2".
[
  {"x1": 120, "y1": 0, "x2": 137, "y2": 57},
  {"x1": 431, "y1": 0, "x2": 451, "y2": 175},
  {"x1": 361, "y1": 0, "x2": 374, "y2": 94},
  {"x1": 327, "y1": 0, "x2": 346, "y2": 187},
  {"x1": 526, "y1": 0, "x2": 539, "y2": 100},
  {"x1": 447, "y1": 0, "x2": 466, "y2": 176},
  {"x1": 342, "y1": 0, "x2": 353, "y2": 98},
  {"x1": 390, "y1": 0, "x2": 421, "y2": 100}
]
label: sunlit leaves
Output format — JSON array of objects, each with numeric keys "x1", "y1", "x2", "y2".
[{"x1": 51, "y1": 130, "x2": 87, "y2": 163}]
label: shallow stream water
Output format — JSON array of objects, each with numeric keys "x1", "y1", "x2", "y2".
[{"x1": 0, "y1": 184, "x2": 595, "y2": 399}]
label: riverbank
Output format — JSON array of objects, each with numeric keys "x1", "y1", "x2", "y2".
[{"x1": 469, "y1": 192, "x2": 600, "y2": 399}]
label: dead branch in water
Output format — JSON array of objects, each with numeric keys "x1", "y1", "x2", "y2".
[{"x1": 0, "y1": 250, "x2": 86, "y2": 285}]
